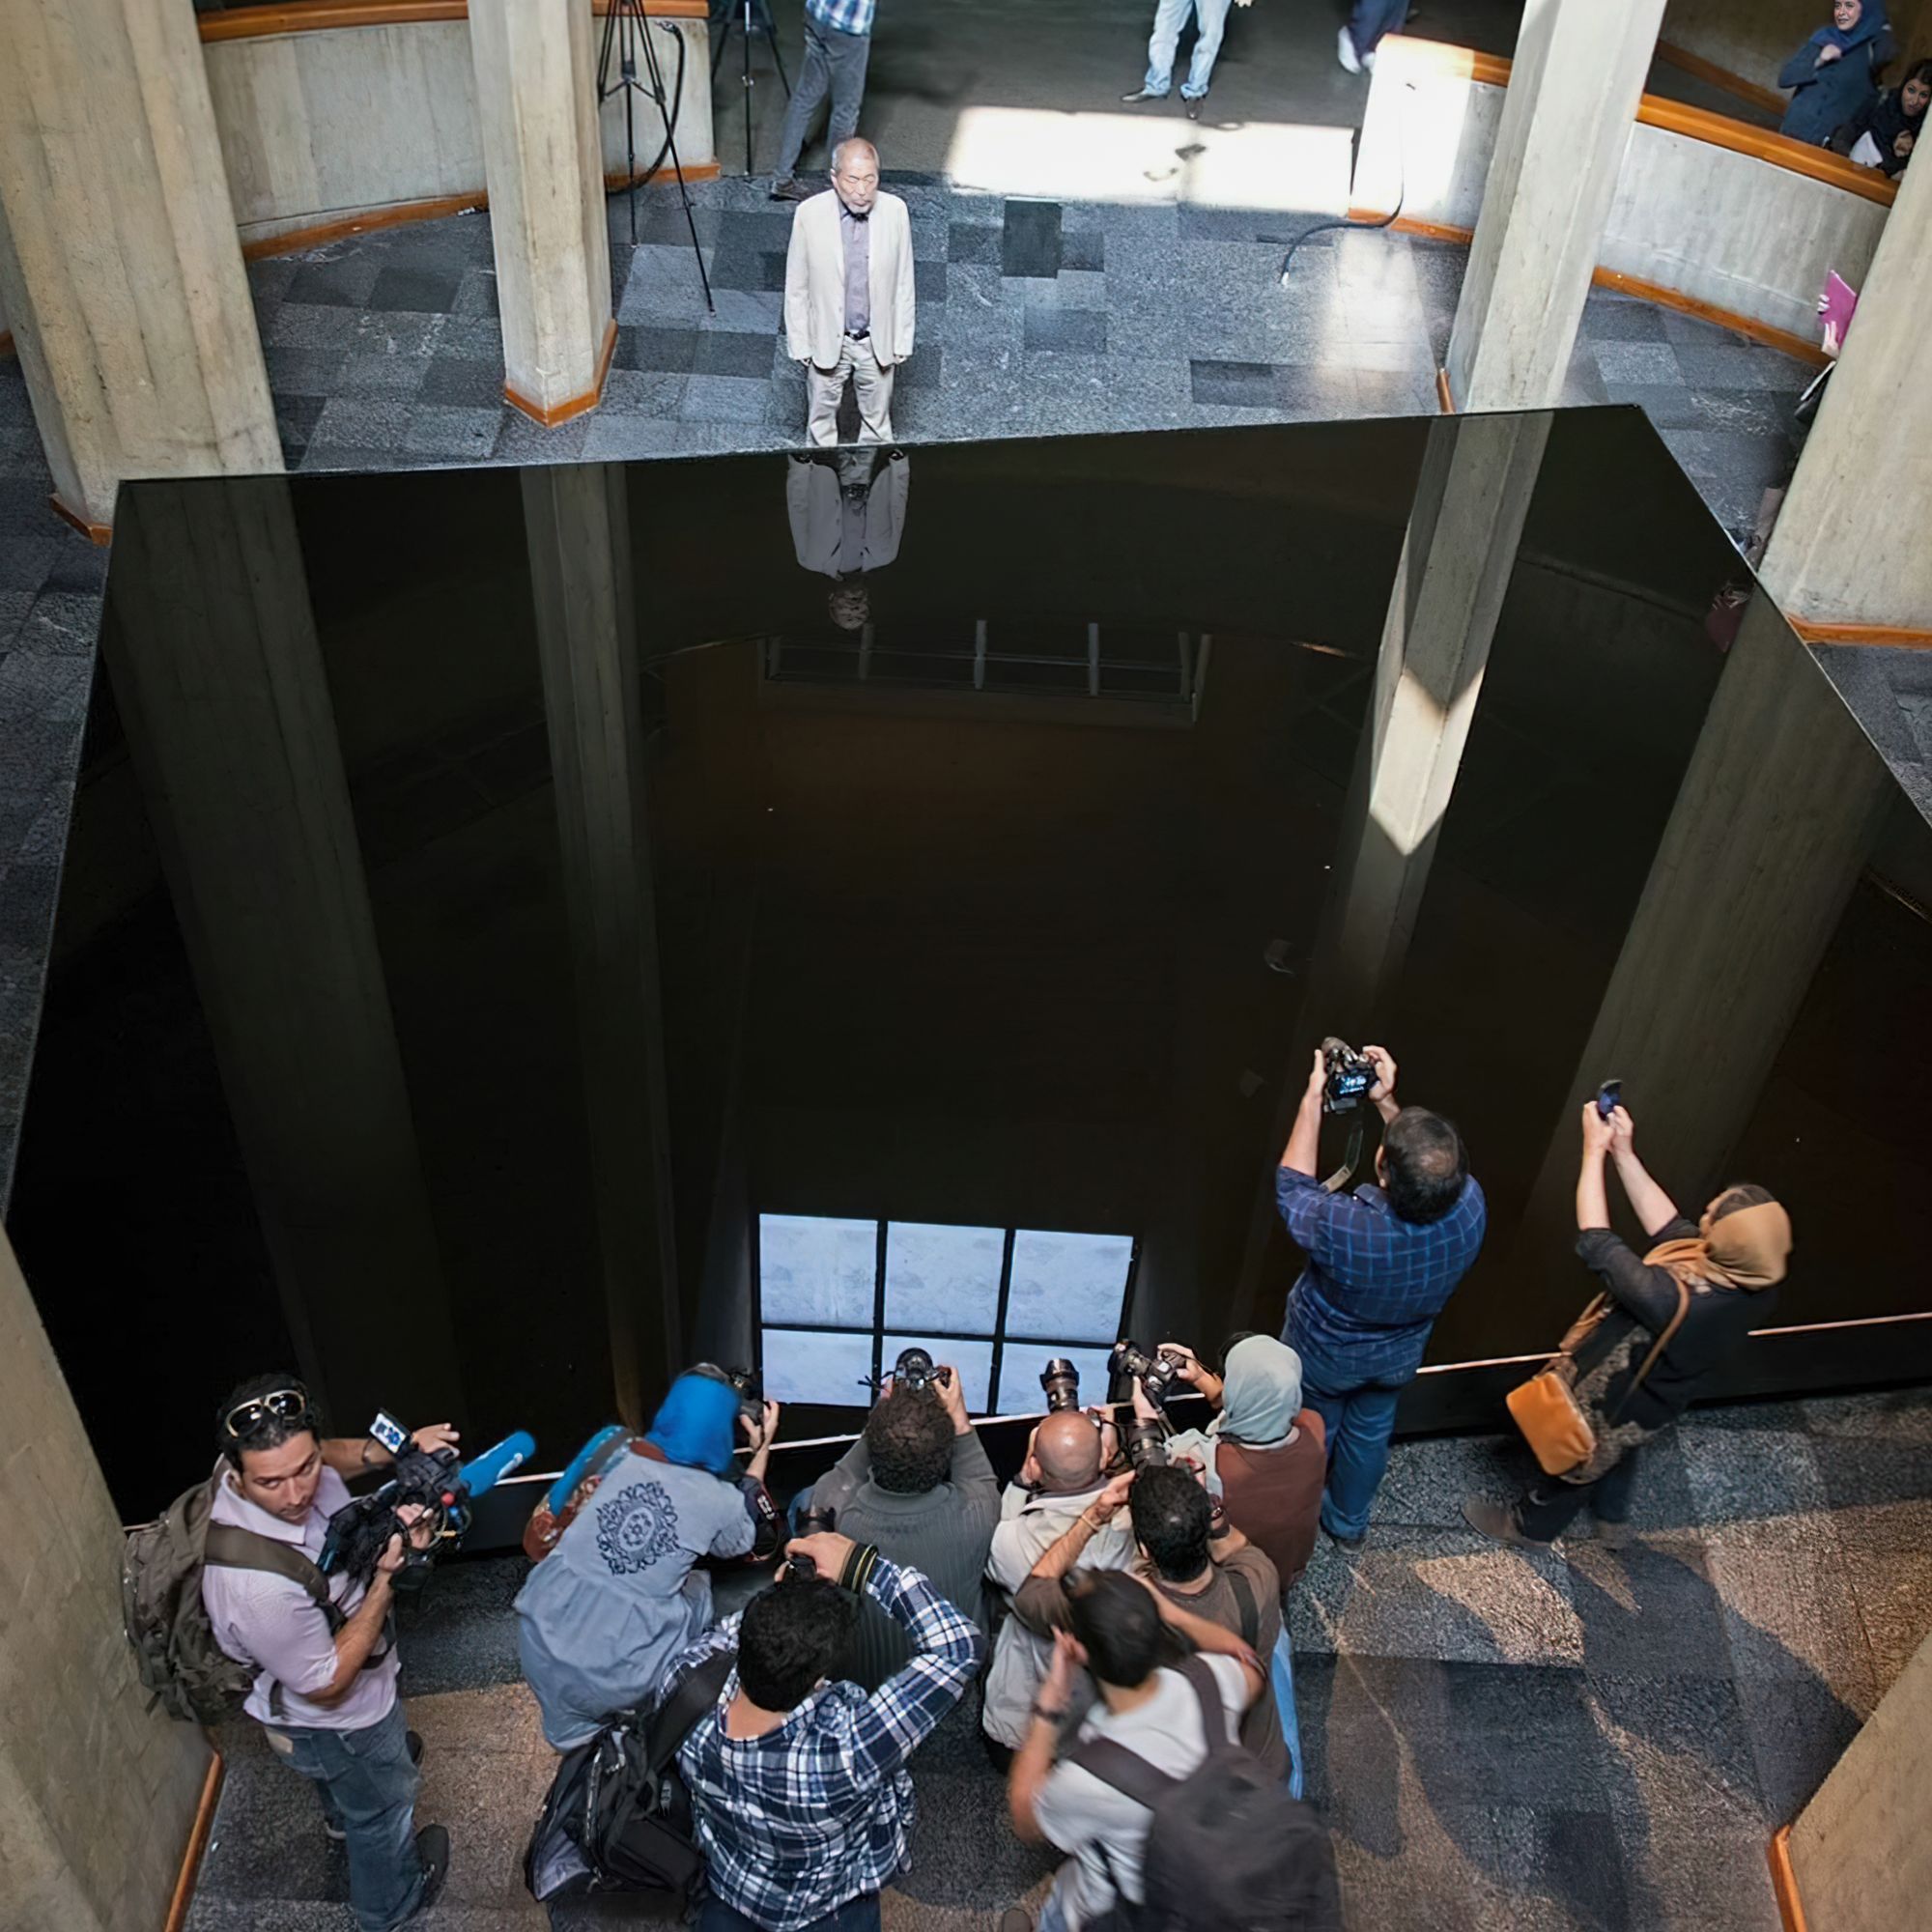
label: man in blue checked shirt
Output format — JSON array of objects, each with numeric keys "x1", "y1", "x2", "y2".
[
  {"x1": 1276, "y1": 1043, "x2": 1486, "y2": 1548},
  {"x1": 770, "y1": 0, "x2": 879, "y2": 203},
  {"x1": 664, "y1": 1527, "x2": 983, "y2": 1931}
]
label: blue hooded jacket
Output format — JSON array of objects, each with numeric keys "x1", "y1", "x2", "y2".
[
  {"x1": 643, "y1": 1372, "x2": 742, "y2": 1476},
  {"x1": 1780, "y1": 2, "x2": 1895, "y2": 145}
]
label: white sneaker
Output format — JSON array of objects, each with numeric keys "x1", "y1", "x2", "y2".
[
  {"x1": 1363, "y1": 46, "x2": 1378, "y2": 72},
  {"x1": 1337, "y1": 24, "x2": 1363, "y2": 74}
]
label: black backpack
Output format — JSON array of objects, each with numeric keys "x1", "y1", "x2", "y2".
[
  {"x1": 1072, "y1": 1655, "x2": 1342, "y2": 1932},
  {"x1": 525, "y1": 1650, "x2": 736, "y2": 1903}
]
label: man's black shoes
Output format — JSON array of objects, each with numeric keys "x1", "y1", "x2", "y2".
[{"x1": 394, "y1": 1826, "x2": 450, "y2": 1927}]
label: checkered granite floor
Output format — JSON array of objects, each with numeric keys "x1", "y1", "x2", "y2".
[
  {"x1": 4, "y1": 179, "x2": 1931, "y2": 1211},
  {"x1": 174, "y1": 1388, "x2": 1932, "y2": 1932}
]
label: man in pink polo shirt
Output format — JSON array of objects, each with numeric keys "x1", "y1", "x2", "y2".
[{"x1": 200, "y1": 1374, "x2": 454, "y2": 1932}]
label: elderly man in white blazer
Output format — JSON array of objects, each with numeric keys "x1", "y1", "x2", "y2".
[{"x1": 783, "y1": 138, "x2": 915, "y2": 446}]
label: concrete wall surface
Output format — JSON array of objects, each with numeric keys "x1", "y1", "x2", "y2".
[
  {"x1": 1788, "y1": 1626, "x2": 1932, "y2": 1932},
  {"x1": 0, "y1": 1228, "x2": 213, "y2": 1932},
  {"x1": 1353, "y1": 49, "x2": 1888, "y2": 343},
  {"x1": 205, "y1": 14, "x2": 715, "y2": 247}
]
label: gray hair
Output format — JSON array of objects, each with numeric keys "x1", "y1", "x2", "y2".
[{"x1": 831, "y1": 137, "x2": 879, "y2": 174}]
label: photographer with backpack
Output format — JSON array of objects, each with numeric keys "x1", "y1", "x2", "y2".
[
  {"x1": 1005, "y1": 1570, "x2": 1340, "y2": 1932},
  {"x1": 185, "y1": 1375, "x2": 455, "y2": 1931}
]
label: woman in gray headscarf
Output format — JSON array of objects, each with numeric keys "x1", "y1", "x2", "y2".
[{"x1": 1160, "y1": 1332, "x2": 1327, "y2": 1591}]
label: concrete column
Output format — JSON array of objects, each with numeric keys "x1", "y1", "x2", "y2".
[
  {"x1": 1445, "y1": 0, "x2": 1668, "y2": 412},
  {"x1": 99, "y1": 476, "x2": 462, "y2": 1428},
  {"x1": 1514, "y1": 591, "x2": 1888, "y2": 1261},
  {"x1": 0, "y1": 1228, "x2": 213, "y2": 1932},
  {"x1": 1759, "y1": 142, "x2": 1932, "y2": 631},
  {"x1": 522, "y1": 463, "x2": 680, "y2": 1425},
  {"x1": 1230, "y1": 412, "x2": 1548, "y2": 1324},
  {"x1": 1782, "y1": 1627, "x2": 1932, "y2": 1931},
  {"x1": 469, "y1": 0, "x2": 615, "y2": 425},
  {"x1": 0, "y1": 0, "x2": 278, "y2": 534}
]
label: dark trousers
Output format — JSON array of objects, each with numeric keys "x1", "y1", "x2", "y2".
[
  {"x1": 1295, "y1": 1337, "x2": 1413, "y2": 1541},
  {"x1": 1347, "y1": 0, "x2": 1410, "y2": 57},
  {"x1": 1515, "y1": 1443, "x2": 1645, "y2": 1543},
  {"x1": 700, "y1": 1892, "x2": 881, "y2": 1932},
  {"x1": 268, "y1": 1700, "x2": 423, "y2": 1932},
  {"x1": 774, "y1": 14, "x2": 872, "y2": 181}
]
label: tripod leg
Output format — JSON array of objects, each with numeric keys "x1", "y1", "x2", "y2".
[
  {"x1": 641, "y1": 21, "x2": 714, "y2": 313},
  {"x1": 741, "y1": 1, "x2": 754, "y2": 177}
]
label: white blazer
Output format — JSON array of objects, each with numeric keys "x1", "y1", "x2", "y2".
[{"x1": 783, "y1": 189, "x2": 916, "y2": 370}]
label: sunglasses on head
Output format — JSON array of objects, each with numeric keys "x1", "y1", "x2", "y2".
[{"x1": 223, "y1": 1386, "x2": 312, "y2": 1440}]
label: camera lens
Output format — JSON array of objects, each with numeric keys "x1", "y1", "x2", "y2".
[
  {"x1": 894, "y1": 1347, "x2": 937, "y2": 1392},
  {"x1": 1038, "y1": 1358, "x2": 1080, "y2": 1414},
  {"x1": 781, "y1": 1551, "x2": 818, "y2": 1582},
  {"x1": 798, "y1": 1503, "x2": 837, "y2": 1538}
]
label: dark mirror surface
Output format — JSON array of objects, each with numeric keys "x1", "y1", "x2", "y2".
[{"x1": 13, "y1": 412, "x2": 1931, "y2": 1520}]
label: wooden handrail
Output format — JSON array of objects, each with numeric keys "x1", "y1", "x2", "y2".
[
  {"x1": 1654, "y1": 39, "x2": 1788, "y2": 119},
  {"x1": 200, "y1": 0, "x2": 707, "y2": 41},
  {"x1": 1374, "y1": 34, "x2": 1898, "y2": 210}
]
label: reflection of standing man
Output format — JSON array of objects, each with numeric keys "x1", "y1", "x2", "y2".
[
  {"x1": 769, "y1": 0, "x2": 878, "y2": 203},
  {"x1": 783, "y1": 139, "x2": 915, "y2": 447},
  {"x1": 788, "y1": 447, "x2": 911, "y2": 631}
]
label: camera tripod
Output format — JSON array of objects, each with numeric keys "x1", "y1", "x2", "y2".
[
  {"x1": 598, "y1": 0, "x2": 715, "y2": 312},
  {"x1": 710, "y1": 0, "x2": 792, "y2": 178}
]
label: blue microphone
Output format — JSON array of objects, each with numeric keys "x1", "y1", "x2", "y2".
[
  {"x1": 546, "y1": 1424, "x2": 631, "y2": 1516},
  {"x1": 459, "y1": 1430, "x2": 536, "y2": 1499}
]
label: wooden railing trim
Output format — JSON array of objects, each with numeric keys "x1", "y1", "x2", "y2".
[
  {"x1": 1654, "y1": 39, "x2": 1789, "y2": 120},
  {"x1": 1375, "y1": 34, "x2": 1898, "y2": 209},
  {"x1": 200, "y1": 0, "x2": 707, "y2": 42}
]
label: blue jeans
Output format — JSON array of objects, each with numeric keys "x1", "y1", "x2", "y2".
[
  {"x1": 1271, "y1": 1627, "x2": 1305, "y2": 1802},
  {"x1": 270, "y1": 1700, "x2": 424, "y2": 1932},
  {"x1": 1347, "y1": 0, "x2": 1410, "y2": 58},
  {"x1": 1144, "y1": 0, "x2": 1233, "y2": 99},
  {"x1": 1296, "y1": 1345, "x2": 1412, "y2": 1541},
  {"x1": 700, "y1": 1893, "x2": 880, "y2": 1932},
  {"x1": 774, "y1": 14, "x2": 871, "y2": 181}
]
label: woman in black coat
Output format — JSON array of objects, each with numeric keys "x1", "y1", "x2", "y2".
[
  {"x1": 1780, "y1": 0, "x2": 1896, "y2": 147},
  {"x1": 1463, "y1": 1100, "x2": 1792, "y2": 1548},
  {"x1": 1833, "y1": 57, "x2": 1932, "y2": 175}
]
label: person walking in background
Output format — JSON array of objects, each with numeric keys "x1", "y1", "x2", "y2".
[
  {"x1": 1122, "y1": 0, "x2": 1254, "y2": 119},
  {"x1": 1832, "y1": 55, "x2": 1931, "y2": 174},
  {"x1": 1779, "y1": 0, "x2": 1895, "y2": 146},
  {"x1": 1465, "y1": 1100, "x2": 1791, "y2": 1548},
  {"x1": 1275, "y1": 1042, "x2": 1487, "y2": 1548},
  {"x1": 783, "y1": 139, "x2": 915, "y2": 447},
  {"x1": 1155, "y1": 1333, "x2": 1326, "y2": 1594},
  {"x1": 799, "y1": 1356, "x2": 999, "y2": 1690},
  {"x1": 1336, "y1": 1, "x2": 1409, "y2": 76},
  {"x1": 770, "y1": 0, "x2": 878, "y2": 202}
]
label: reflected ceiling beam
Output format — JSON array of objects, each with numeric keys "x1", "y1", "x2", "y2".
[
  {"x1": 1446, "y1": 0, "x2": 1668, "y2": 411},
  {"x1": 101, "y1": 477, "x2": 462, "y2": 1424},
  {"x1": 1760, "y1": 132, "x2": 1932, "y2": 636},
  {"x1": 522, "y1": 461, "x2": 680, "y2": 1425},
  {"x1": 1230, "y1": 411, "x2": 1547, "y2": 1325},
  {"x1": 1511, "y1": 590, "x2": 1889, "y2": 1275}
]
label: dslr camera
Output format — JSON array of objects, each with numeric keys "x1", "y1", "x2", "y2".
[
  {"x1": 1321, "y1": 1037, "x2": 1377, "y2": 1116},
  {"x1": 1038, "y1": 1357, "x2": 1082, "y2": 1414},
  {"x1": 1123, "y1": 1415, "x2": 1168, "y2": 1470},
  {"x1": 784, "y1": 1503, "x2": 836, "y2": 1581},
  {"x1": 1110, "y1": 1340, "x2": 1184, "y2": 1408},
  {"x1": 694, "y1": 1361, "x2": 764, "y2": 1421},
  {"x1": 891, "y1": 1347, "x2": 952, "y2": 1394}
]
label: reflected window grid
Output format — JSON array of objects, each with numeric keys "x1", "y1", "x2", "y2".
[{"x1": 754, "y1": 1215, "x2": 1138, "y2": 1411}]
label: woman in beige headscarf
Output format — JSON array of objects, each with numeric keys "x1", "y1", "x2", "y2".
[{"x1": 1464, "y1": 1097, "x2": 1791, "y2": 1548}]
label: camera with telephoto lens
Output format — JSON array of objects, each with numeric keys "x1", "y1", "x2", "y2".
[
  {"x1": 1038, "y1": 1358, "x2": 1081, "y2": 1414},
  {"x1": 1110, "y1": 1340, "x2": 1184, "y2": 1408},
  {"x1": 783, "y1": 1503, "x2": 836, "y2": 1581},
  {"x1": 694, "y1": 1361, "x2": 764, "y2": 1421},
  {"x1": 892, "y1": 1347, "x2": 952, "y2": 1394},
  {"x1": 1124, "y1": 1416, "x2": 1168, "y2": 1470},
  {"x1": 1321, "y1": 1037, "x2": 1377, "y2": 1116}
]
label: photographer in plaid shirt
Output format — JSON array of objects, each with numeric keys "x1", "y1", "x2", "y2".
[
  {"x1": 1276, "y1": 1042, "x2": 1486, "y2": 1548},
  {"x1": 662, "y1": 1527, "x2": 983, "y2": 1931}
]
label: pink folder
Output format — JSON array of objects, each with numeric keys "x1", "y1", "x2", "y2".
[{"x1": 1821, "y1": 271, "x2": 1860, "y2": 348}]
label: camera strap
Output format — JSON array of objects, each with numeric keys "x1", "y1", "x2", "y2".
[{"x1": 1321, "y1": 1113, "x2": 1366, "y2": 1194}]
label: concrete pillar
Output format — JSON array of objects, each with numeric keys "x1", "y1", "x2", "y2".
[
  {"x1": 469, "y1": 0, "x2": 616, "y2": 426},
  {"x1": 99, "y1": 476, "x2": 463, "y2": 1428},
  {"x1": 1759, "y1": 140, "x2": 1932, "y2": 631},
  {"x1": 0, "y1": 1228, "x2": 214, "y2": 1932},
  {"x1": 522, "y1": 463, "x2": 680, "y2": 1424},
  {"x1": 0, "y1": 0, "x2": 279, "y2": 534},
  {"x1": 1781, "y1": 1627, "x2": 1932, "y2": 1931},
  {"x1": 1514, "y1": 590, "x2": 1888, "y2": 1262},
  {"x1": 1445, "y1": 0, "x2": 1668, "y2": 412}
]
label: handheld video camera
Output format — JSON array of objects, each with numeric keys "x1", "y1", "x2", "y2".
[
  {"x1": 1321, "y1": 1037, "x2": 1377, "y2": 1116},
  {"x1": 321, "y1": 1417, "x2": 534, "y2": 1585},
  {"x1": 694, "y1": 1362, "x2": 764, "y2": 1421},
  {"x1": 783, "y1": 1503, "x2": 837, "y2": 1581},
  {"x1": 1038, "y1": 1358, "x2": 1082, "y2": 1414},
  {"x1": 1110, "y1": 1340, "x2": 1184, "y2": 1408},
  {"x1": 891, "y1": 1347, "x2": 952, "y2": 1394}
]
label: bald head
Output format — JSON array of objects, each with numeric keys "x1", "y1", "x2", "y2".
[
  {"x1": 1034, "y1": 1411, "x2": 1103, "y2": 1491},
  {"x1": 830, "y1": 138, "x2": 880, "y2": 216}
]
